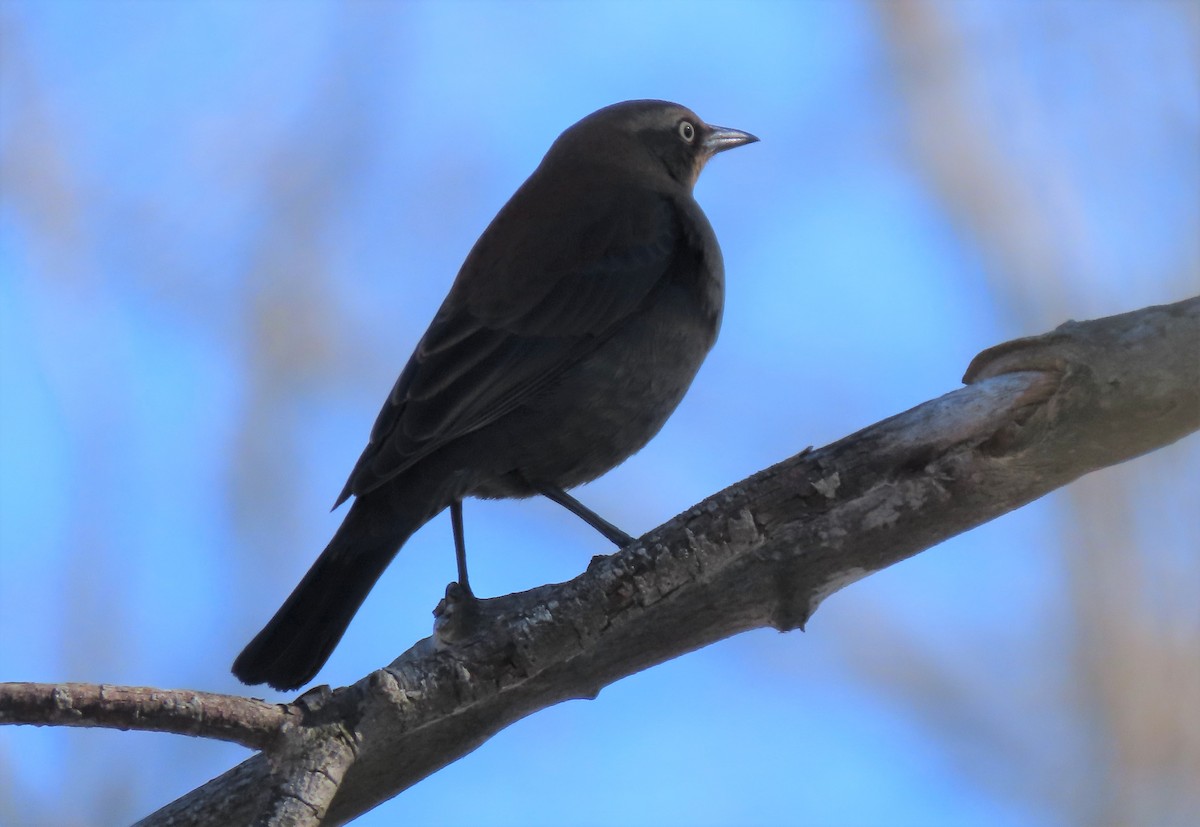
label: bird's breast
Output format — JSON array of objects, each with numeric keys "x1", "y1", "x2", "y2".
[{"x1": 470, "y1": 253, "x2": 722, "y2": 497}]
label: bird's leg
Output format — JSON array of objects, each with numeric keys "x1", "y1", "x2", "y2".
[
  {"x1": 534, "y1": 484, "x2": 635, "y2": 547},
  {"x1": 449, "y1": 499, "x2": 475, "y2": 598},
  {"x1": 435, "y1": 500, "x2": 482, "y2": 645}
]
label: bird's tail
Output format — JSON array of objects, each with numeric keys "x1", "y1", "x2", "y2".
[{"x1": 232, "y1": 486, "x2": 438, "y2": 691}]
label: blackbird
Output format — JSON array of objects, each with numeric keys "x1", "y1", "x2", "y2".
[{"x1": 233, "y1": 100, "x2": 757, "y2": 690}]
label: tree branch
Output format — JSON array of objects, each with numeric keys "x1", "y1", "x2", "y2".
[
  {"x1": 0, "y1": 682, "x2": 287, "y2": 751},
  {"x1": 4, "y1": 298, "x2": 1196, "y2": 827}
]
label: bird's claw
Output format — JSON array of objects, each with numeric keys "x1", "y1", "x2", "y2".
[{"x1": 433, "y1": 581, "x2": 483, "y2": 647}]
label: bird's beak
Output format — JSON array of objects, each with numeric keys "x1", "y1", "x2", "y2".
[{"x1": 702, "y1": 125, "x2": 759, "y2": 155}]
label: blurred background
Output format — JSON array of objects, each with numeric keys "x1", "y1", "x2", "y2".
[{"x1": 1, "y1": 1, "x2": 1197, "y2": 825}]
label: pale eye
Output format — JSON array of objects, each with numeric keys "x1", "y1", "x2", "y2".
[{"x1": 678, "y1": 121, "x2": 696, "y2": 143}]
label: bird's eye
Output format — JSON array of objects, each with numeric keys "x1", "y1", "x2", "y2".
[{"x1": 678, "y1": 121, "x2": 696, "y2": 143}]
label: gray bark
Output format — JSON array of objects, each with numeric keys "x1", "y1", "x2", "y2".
[{"x1": 11, "y1": 297, "x2": 1198, "y2": 827}]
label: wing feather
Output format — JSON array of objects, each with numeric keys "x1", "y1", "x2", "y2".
[{"x1": 334, "y1": 181, "x2": 682, "y2": 506}]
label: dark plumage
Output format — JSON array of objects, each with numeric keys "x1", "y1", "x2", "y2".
[{"x1": 232, "y1": 100, "x2": 757, "y2": 690}]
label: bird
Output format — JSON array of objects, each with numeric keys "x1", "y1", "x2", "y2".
[{"x1": 232, "y1": 100, "x2": 757, "y2": 690}]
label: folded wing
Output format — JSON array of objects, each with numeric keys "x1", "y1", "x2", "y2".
[{"x1": 334, "y1": 187, "x2": 682, "y2": 507}]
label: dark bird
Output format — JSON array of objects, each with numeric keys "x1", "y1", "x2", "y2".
[{"x1": 232, "y1": 100, "x2": 757, "y2": 690}]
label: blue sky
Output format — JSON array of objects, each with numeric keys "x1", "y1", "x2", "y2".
[{"x1": 1, "y1": 2, "x2": 1197, "y2": 825}]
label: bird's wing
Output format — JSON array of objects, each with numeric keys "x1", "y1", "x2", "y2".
[{"x1": 334, "y1": 188, "x2": 684, "y2": 506}]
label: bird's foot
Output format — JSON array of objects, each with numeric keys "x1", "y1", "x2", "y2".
[{"x1": 433, "y1": 581, "x2": 484, "y2": 647}]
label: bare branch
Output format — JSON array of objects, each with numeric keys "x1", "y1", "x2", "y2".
[
  {"x1": 0, "y1": 682, "x2": 287, "y2": 751},
  {"x1": 251, "y1": 708, "x2": 358, "y2": 827},
  {"x1": 5, "y1": 298, "x2": 1194, "y2": 826}
]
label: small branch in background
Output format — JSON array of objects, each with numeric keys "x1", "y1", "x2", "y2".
[{"x1": 0, "y1": 682, "x2": 288, "y2": 752}]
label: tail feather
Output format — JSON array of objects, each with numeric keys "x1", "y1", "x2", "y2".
[{"x1": 232, "y1": 490, "x2": 433, "y2": 691}]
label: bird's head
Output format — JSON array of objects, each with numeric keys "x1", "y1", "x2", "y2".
[{"x1": 549, "y1": 100, "x2": 758, "y2": 190}]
